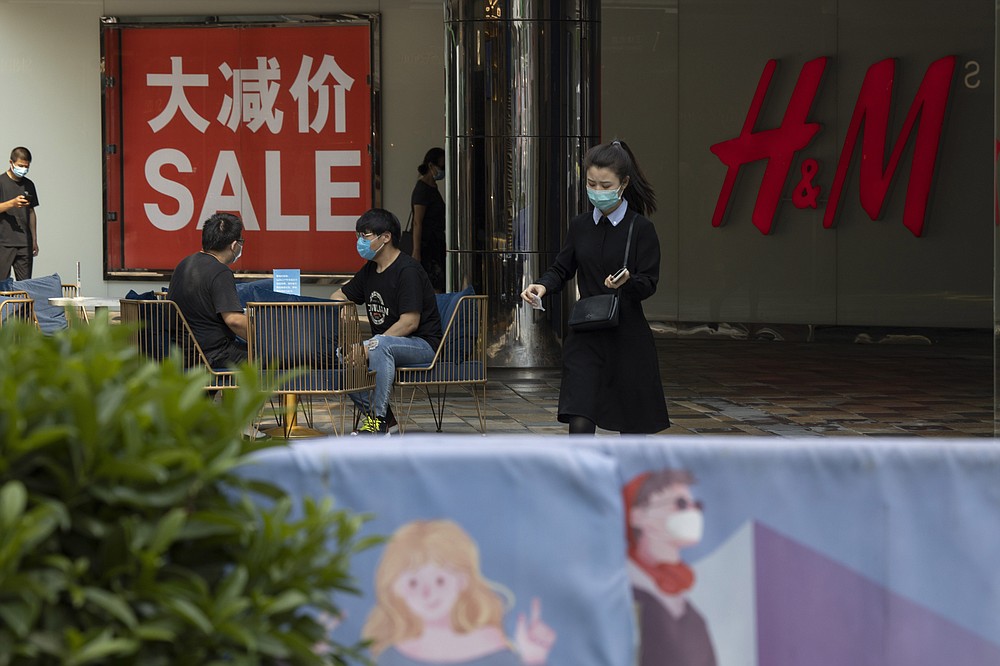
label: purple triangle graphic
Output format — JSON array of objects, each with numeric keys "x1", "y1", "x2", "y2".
[{"x1": 754, "y1": 522, "x2": 1000, "y2": 666}]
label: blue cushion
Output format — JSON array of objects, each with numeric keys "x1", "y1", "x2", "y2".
[
  {"x1": 236, "y1": 280, "x2": 333, "y2": 307},
  {"x1": 250, "y1": 304, "x2": 339, "y2": 371},
  {"x1": 434, "y1": 285, "x2": 473, "y2": 329},
  {"x1": 433, "y1": 286, "x2": 477, "y2": 362},
  {"x1": 10, "y1": 273, "x2": 67, "y2": 333},
  {"x1": 124, "y1": 289, "x2": 158, "y2": 301},
  {"x1": 397, "y1": 361, "x2": 485, "y2": 383},
  {"x1": 274, "y1": 369, "x2": 355, "y2": 392}
]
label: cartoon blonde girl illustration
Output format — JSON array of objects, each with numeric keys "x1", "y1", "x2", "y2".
[{"x1": 363, "y1": 519, "x2": 556, "y2": 666}]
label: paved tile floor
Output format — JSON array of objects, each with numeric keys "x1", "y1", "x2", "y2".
[{"x1": 263, "y1": 330, "x2": 996, "y2": 438}]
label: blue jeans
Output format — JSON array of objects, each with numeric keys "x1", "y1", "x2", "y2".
[{"x1": 350, "y1": 334, "x2": 436, "y2": 418}]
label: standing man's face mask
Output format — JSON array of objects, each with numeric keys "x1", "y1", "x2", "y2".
[{"x1": 10, "y1": 162, "x2": 28, "y2": 179}]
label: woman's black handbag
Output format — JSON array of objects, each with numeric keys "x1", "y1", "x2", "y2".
[
  {"x1": 567, "y1": 293, "x2": 620, "y2": 330},
  {"x1": 567, "y1": 215, "x2": 635, "y2": 332}
]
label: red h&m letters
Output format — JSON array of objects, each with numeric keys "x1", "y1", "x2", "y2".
[{"x1": 711, "y1": 56, "x2": 957, "y2": 237}]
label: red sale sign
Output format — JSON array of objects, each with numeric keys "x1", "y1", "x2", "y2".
[{"x1": 104, "y1": 23, "x2": 373, "y2": 275}]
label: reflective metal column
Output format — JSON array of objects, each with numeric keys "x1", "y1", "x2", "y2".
[{"x1": 445, "y1": 0, "x2": 600, "y2": 367}]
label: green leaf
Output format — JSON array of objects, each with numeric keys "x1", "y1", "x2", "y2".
[
  {"x1": 65, "y1": 633, "x2": 138, "y2": 666},
  {"x1": 147, "y1": 508, "x2": 186, "y2": 556},
  {"x1": 0, "y1": 601, "x2": 32, "y2": 638},
  {"x1": 215, "y1": 620, "x2": 257, "y2": 651},
  {"x1": 164, "y1": 598, "x2": 213, "y2": 634},
  {"x1": 81, "y1": 587, "x2": 137, "y2": 628},
  {"x1": 132, "y1": 623, "x2": 176, "y2": 642},
  {"x1": 0, "y1": 481, "x2": 26, "y2": 527},
  {"x1": 214, "y1": 565, "x2": 247, "y2": 612},
  {"x1": 262, "y1": 589, "x2": 309, "y2": 616}
]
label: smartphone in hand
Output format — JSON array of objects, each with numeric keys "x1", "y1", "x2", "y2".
[{"x1": 610, "y1": 266, "x2": 628, "y2": 283}]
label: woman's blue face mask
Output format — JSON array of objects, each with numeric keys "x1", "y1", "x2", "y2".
[{"x1": 587, "y1": 185, "x2": 623, "y2": 212}]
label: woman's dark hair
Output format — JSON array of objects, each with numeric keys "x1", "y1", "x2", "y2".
[
  {"x1": 356, "y1": 208, "x2": 402, "y2": 247},
  {"x1": 584, "y1": 139, "x2": 657, "y2": 216},
  {"x1": 201, "y1": 212, "x2": 243, "y2": 252},
  {"x1": 417, "y1": 147, "x2": 445, "y2": 175}
]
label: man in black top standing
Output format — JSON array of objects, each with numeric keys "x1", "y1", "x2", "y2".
[
  {"x1": 168, "y1": 212, "x2": 249, "y2": 368},
  {"x1": 0, "y1": 146, "x2": 40, "y2": 279},
  {"x1": 331, "y1": 208, "x2": 442, "y2": 434}
]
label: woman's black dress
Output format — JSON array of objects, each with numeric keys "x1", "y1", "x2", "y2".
[
  {"x1": 537, "y1": 207, "x2": 670, "y2": 434},
  {"x1": 410, "y1": 180, "x2": 447, "y2": 292}
]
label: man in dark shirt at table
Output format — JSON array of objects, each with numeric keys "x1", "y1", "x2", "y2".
[
  {"x1": 331, "y1": 208, "x2": 442, "y2": 435},
  {"x1": 167, "y1": 212, "x2": 249, "y2": 368}
]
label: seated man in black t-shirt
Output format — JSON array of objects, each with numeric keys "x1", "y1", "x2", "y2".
[
  {"x1": 168, "y1": 212, "x2": 249, "y2": 368},
  {"x1": 331, "y1": 208, "x2": 442, "y2": 435}
]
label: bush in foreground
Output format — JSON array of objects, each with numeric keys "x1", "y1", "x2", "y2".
[{"x1": 0, "y1": 322, "x2": 375, "y2": 665}]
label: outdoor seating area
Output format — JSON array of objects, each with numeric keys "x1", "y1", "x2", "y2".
[
  {"x1": 114, "y1": 283, "x2": 490, "y2": 437},
  {"x1": 0, "y1": 272, "x2": 497, "y2": 437},
  {"x1": 4, "y1": 273, "x2": 993, "y2": 438}
]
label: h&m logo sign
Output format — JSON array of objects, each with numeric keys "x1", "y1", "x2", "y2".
[{"x1": 710, "y1": 56, "x2": 956, "y2": 237}]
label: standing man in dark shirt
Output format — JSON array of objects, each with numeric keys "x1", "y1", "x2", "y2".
[
  {"x1": 168, "y1": 212, "x2": 249, "y2": 368},
  {"x1": 331, "y1": 208, "x2": 442, "y2": 435},
  {"x1": 0, "y1": 147, "x2": 40, "y2": 279}
]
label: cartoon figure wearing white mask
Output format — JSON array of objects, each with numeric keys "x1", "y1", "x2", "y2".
[{"x1": 624, "y1": 469, "x2": 716, "y2": 666}]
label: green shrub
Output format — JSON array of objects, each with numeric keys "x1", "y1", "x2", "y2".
[{"x1": 0, "y1": 321, "x2": 377, "y2": 665}]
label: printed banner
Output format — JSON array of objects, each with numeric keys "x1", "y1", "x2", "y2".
[
  {"x1": 586, "y1": 438, "x2": 1000, "y2": 666},
  {"x1": 108, "y1": 24, "x2": 372, "y2": 274},
  {"x1": 240, "y1": 437, "x2": 1000, "y2": 666},
  {"x1": 242, "y1": 441, "x2": 635, "y2": 666}
]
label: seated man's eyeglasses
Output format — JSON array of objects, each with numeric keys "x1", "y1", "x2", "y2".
[{"x1": 356, "y1": 231, "x2": 380, "y2": 239}]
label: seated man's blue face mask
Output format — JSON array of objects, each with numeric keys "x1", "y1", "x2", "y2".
[{"x1": 356, "y1": 234, "x2": 386, "y2": 261}]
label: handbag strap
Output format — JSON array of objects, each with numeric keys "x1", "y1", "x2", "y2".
[
  {"x1": 404, "y1": 209, "x2": 413, "y2": 232},
  {"x1": 620, "y1": 212, "x2": 636, "y2": 270}
]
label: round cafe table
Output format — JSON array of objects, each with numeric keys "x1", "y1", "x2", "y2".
[{"x1": 49, "y1": 296, "x2": 122, "y2": 321}]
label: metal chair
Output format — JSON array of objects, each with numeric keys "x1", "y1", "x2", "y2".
[
  {"x1": 395, "y1": 294, "x2": 488, "y2": 433},
  {"x1": 246, "y1": 300, "x2": 375, "y2": 438},
  {"x1": 119, "y1": 299, "x2": 238, "y2": 391},
  {"x1": 0, "y1": 295, "x2": 39, "y2": 333}
]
